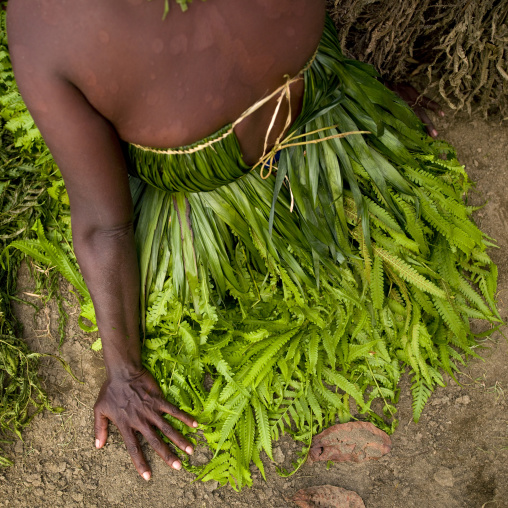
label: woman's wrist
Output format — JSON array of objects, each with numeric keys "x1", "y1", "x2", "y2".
[{"x1": 100, "y1": 331, "x2": 144, "y2": 380}]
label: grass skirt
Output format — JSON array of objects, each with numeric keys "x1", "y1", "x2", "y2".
[{"x1": 119, "y1": 18, "x2": 502, "y2": 489}]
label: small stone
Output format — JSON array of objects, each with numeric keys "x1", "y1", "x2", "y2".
[
  {"x1": 309, "y1": 422, "x2": 392, "y2": 463},
  {"x1": 71, "y1": 493, "x2": 84, "y2": 503},
  {"x1": 257, "y1": 490, "x2": 268, "y2": 502},
  {"x1": 273, "y1": 446, "x2": 285, "y2": 464},
  {"x1": 192, "y1": 451, "x2": 210, "y2": 466},
  {"x1": 456, "y1": 395, "x2": 471, "y2": 405},
  {"x1": 14, "y1": 441, "x2": 24, "y2": 454},
  {"x1": 434, "y1": 467, "x2": 454, "y2": 488},
  {"x1": 431, "y1": 396, "x2": 449, "y2": 406},
  {"x1": 204, "y1": 480, "x2": 219, "y2": 492},
  {"x1": 293, "y1": 485, "x2": 365, "y2": 508}
]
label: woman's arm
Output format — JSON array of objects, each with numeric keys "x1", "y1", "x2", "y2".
[{"x1": 8, "y1": 24, "x2": 196, "y2": 481}]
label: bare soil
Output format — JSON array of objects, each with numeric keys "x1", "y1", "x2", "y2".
[{"x1": 1, "y1": 113, "x2": 507, "y2": 508}]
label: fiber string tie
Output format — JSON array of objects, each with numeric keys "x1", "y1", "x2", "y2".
[
  {"x1": 259, "y1": 73, "x2": 293, "y2": 180},
  {"x1": 251, "y1": 126, "x2": 371, "y2": 178},
  {"x1": 130, "y1": 48, "x2": 320, "y2": 156}
]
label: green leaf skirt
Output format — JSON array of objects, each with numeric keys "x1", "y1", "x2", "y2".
[{"x1": 112, "y1": 18, "x2": 503, "y2": 488}]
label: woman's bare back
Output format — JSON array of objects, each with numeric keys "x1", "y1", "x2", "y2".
[{"x1": 9, "y1": 0, "x2": 325, "y2": 163}]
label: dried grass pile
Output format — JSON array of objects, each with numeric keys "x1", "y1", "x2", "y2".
[{"x1": 327, "y1": 0, "x2": 508, "y2": 118}]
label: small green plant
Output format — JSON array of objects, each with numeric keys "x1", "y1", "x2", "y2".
[{"x1": 0, "y1": 8, "x2": 72, "y2": 465}]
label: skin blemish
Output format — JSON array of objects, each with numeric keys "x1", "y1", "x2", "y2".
[
  {"x1": 192, "y1": 17, "x2": 214, "y2": 51},
  {"x1": 168, "y1": 120, "x2": 189, "y2": 141},
  {"x1": 84, "y1": 70, "x2": 97, "y2": 87},
  {"x1": 94, "y1": 85, "x2": 106, "y2": 98},
  {"x1": 33, "y1": 100, "x2": 49, "y2": 113},
  {"x1": 98, "y1": 31, "x2": 110, "y2": 44},
  {"x1": 152, "y1": 39, "x2": 164, "y2": 54},
  {"x1": 286, "y1": 26, "x2": 296, "y2": 38},
  {"x1": 169, "y1": 34, "x2": 188, "y2": 55},
  {"x1": 108, "y1": 82, "x2": 120, "y2": 94},
  {"x1": 212, "y1": 96, "x2": 224, "y2": 111},
  {"x1": 237, "y1": 55, "x2": 275, "y2": 86},
  {"x1": 146, "y1": 91, "x2": 159, "y2": 106},
  {"x1": 150, "y1": 73, "x2": 156, "y2": 80},
  {"x1": 40, "y1": 0, "x2": 59, "y2": 26}
]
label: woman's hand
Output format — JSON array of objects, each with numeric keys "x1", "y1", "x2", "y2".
[
  {"x1": 387, "y1": 82, "x2": 445, "y2": 138},
  {"x1": 94, "y1": 367, "x2": 198, "y2": 481}
]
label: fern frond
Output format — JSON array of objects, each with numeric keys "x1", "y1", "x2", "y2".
[
  {"x1": 308, "y1": 329, "x2": 320, "y2": 374},
  {"x1": 214, "y1": 397, "x2": 248, "y2": 456},
  {"x1": 371, "y1": 255, "x2": 385, "y2": 310},
  {"x1": 241, "y1": 329, "x2": 297, "y2": 387},
  {"x1": 375, "y1": 246, "x2": 446, "y2": 298},
  {"x1": 410, "y1": 374, "x2": 433, "y2": 423},
  {"x1": 306, "y1": 385, "x2": 323, "y2": 428},
  {"x1": 322, "y1": 367, "x2": 367, "y2": 411},
  {"x1": 252, "y1": 394, "x2": 273, "y2": 461}
]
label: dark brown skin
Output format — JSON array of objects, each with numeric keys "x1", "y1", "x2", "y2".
[
  {"x1": 387, "y1": 82, "x2": 445, "y2": 138},
  {"x1": 7, "y1": 0, "x2": 326, "y2": 480}
]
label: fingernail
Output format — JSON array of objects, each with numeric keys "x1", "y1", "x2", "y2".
[
  {"x1": 186, "y1": 446, "x2": 193, "y2": 455},
  {"x1": 439, "y1": 111, "x2": 445, "y2": 117},
  {"x1": 192, "y1": 421, "x2": 198, "y2": 428},
  {"x1": 173, "y1": 461, "x2": 182, "y2": 470},
  {"x1": 142, "y1": 471, "x2": 151, "y2": 481},
  {"x1": 431, "y1": 129, "x2": 438, "y2": 138},
  {"x1": 95, "y1": 439, "x2": 100, "y2": 449}
]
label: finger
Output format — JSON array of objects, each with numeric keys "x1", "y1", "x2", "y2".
[
  {"x1": 418, "y1": 95, "x2": 444, "y2": 116},
  {"x1": 120, "y1": 428, "x2": 152, "y2": 481},
  {"x1": 414, "y1": 106, "x2": 438, "y2": 138},
  {"x1": 142, "y1": 427, "x2": 182, "y2": 471},
  {"x1": 159, "y1": 399, "x2": 199, "y2": 429},
  {"x1": 152, "y1": 414, "x2": 194, "y2": 456},
  {"x1": 93, "y1": 406, "x2": 109, "y2": 449}
]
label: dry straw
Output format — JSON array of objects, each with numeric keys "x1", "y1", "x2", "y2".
[{"x1": 327, "y1": 0, "x2": 508, "y2": 118}]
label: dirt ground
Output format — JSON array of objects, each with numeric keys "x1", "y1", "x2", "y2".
[{"x1": 1, "y1": 112, "x2": 507, "y2": 508}]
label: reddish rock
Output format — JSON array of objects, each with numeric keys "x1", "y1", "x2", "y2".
[
  {"x1": 292, "y1": 485, "x2": 365, "y2": 508},
  {"x1": 309, "y1": 421, "x2": 391, "y2": 463}
]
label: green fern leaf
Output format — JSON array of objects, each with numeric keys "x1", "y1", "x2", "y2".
[
  {"x1": 33, "y1": 220, "x2": 89, "y2": 299},
  {"x1": 242, "y1": 329, "x2": 297, "y2": 387},
  {"x1": 252, "y1": 441, "x2": 266, "y2": 480},
  {"x1": 178, "y1": 321, "x2": 199, "y2": 357},
  {"x1": 308, "y1": 329, "x2": 320, "y2": 373},
  {"x1": 252, "y1": 394, "x2": 273, "y2": 461},
  {"x1": 196, "y1": 452, "x2": 230, "y2": 481},
  {"x1": 214, "y1": 397, "x2": 248, "y2": 456},
  {"x1": 432, "y1": 298, "x2": 466, "y2": 343},
  {"x1": 306, "y1": 385, "x2": 323, "y2": 427},
  {"x1": 371, "y1": 255, "x2": 385, "y2": 310},
  {"x1": 374, "y1": 247, "x2": 446, "y2": 298},
  {"x1": 348, "y1": 340, "x2": 378, "y2": 364},
  {"x1": 411, "y1": 374, "x2": 433, "y2": 423},
  {"x1": 240, "y1": 405, "x2": 255, "y2": 468},
  {"x1": 322, "y1": 367, "x2": 367, "y2": 411}
]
